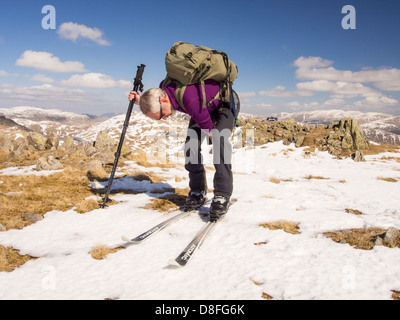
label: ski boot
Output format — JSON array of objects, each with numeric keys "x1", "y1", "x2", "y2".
[
  {"x1": 184, "y1": 190, "x2": 207, "y2": 211},
  {"x1": 209, "y1": 196, "x2": 230, "y2": 222}
]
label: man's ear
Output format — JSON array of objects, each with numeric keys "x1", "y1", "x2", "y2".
[{"x1": 160, "y1": 96, "x2": 169, "y2": 104}]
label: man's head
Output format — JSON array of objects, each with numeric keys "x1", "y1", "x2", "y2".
[{"x1": 139, "y1": 88, "x2": 173, "y2": 120}]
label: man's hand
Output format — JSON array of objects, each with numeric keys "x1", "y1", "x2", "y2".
[{"x1": 128, "y1": 91, "x2": 140, "y2": 105}]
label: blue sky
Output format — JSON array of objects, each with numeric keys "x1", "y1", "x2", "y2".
[{"x1": 1, "y1": 0, "x2": 400, "y2": 116}]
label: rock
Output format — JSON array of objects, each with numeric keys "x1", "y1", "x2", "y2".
[
  {"x1": 85, "y1": 159, "x2": 109, "y2": 180},
  {"x1": 12, "y1": 136, "x2": 28, "y2": 152},
  {"x1": 294, "y1": 135, "x2": 305, "y2": 148},
  {"x1": 62, "y1": 136, "x2": 76, "y2": 152},
  {"x1": 94, "y1": 131, "x2": 131, "y2": 160},
  {"x1": 99, "y1": 151, "x2": 116, "y2": 165},
  {"x1": 27, "y1": 132, "x2": 47, "y2": 151},
  {"x1": 341, "y1": 131, "x2": 354, "y2": 149},
  {"x1": 22, "y1": 213, "x2": 43, "y2": 223},
  {"x1": 36, "y1": 155, "x2": 64, "y2": 171},
  {"x1": 94, "y1": 131, "x2": 116, "y2": 153},
  {"x1": 384, "y1": 227, "x2": 400, "y2": 245},
  {"x1": 374, "y1": 236, "x2": 384, "y2": 246},
  {"x1": 352, "y1": 150, "x2": 365, "y2": 162},
  {"x1": 45, "y1": 132, "x2": 60, "y2": 150},
  {"x1": 75, "y1": 141, "x2": 96, "y2": 157},
  {"x1": 0, "y1": 132, "x2": 12, "y2": 151}
]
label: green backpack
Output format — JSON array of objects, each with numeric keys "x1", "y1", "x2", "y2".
[{"x1": 162, "y1": 41, "x2": 238, "y2": 111}]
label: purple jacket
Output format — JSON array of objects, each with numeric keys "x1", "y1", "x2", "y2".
[{"x1": 160, "y1": 80, "x2": 223, "y2": 131}]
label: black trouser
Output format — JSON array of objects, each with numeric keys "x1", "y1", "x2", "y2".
[{"x1": 184, "y1": 105, "x2": 235, "y2": 198}]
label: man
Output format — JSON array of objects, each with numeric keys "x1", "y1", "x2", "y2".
[{"x1": 129, "y1": 79, "x2": 239, "y2": 222}]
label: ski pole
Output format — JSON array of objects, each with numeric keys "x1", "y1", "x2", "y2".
[{"x1": 101, "y1": 64, "x2": 145, "y2": 208}]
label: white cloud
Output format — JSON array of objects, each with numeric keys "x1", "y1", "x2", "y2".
[
  {"x1": 294, "y1": 56, "x2": 333, "y2": 69},
  {"x1": 238, "y1": 92, "x2": 256, "y2": 98},
  {"x1": 287, "y1": 101, "x2": 301, "y2": 107},
  {"x1": 294, "y1": 56, "x2": 400, "y2": 92},
  {"x1": 354, "y1": 96, "x2": 399, "y2": 109},
  {"x1": 0, "y1": 83, "x2": 90, "y2": 102},
  {"x1": 60, "y1": 73, "x2": 131, "y2": 88},
  {"x1": 259, "y1": 85, "x2": 313, "y2": 97},
  {"x1": 31, "y1": 74, "x2": 55, "y2": 83},
  {"x1": 296, "y1": 80, "x2": 380, "y2": 98},
  {"x1": 0, "y1": 70, "x2": 18, "y2": 77},
  {"x1": 16, "y1": 50, "x2": 87, "y2": 73},
  {"x1": 57, "y1": 22, "x2": 110, "y2": 46}
]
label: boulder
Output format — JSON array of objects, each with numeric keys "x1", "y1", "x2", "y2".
[
  {"x1": 27, "y1": 132, "x2": 47, "y2": 151},
  {"x1": 36, "y1": 154, "x2": 64, "y2": 171},
  {"x1": 0, "y1": 132, "x2": 12, "y2": 151},
  {"x1": 45, "y1": 132, "x2": 60, "y2": 150}
]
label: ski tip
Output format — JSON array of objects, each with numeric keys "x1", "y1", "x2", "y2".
[
  {"x1": 121, "y1": 235, "x2": 139, "y2": 244},
  {"x1": 168, "y1": 259, "x2": 183, "y2": 268}
]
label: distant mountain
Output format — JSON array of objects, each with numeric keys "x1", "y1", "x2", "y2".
[
  {"x1": 1, "y1": 106, "x2": 399, "y2": 147},
  {"x1": 0, "y1": 106, "x2": 92, "y2": 125},
  {"x1": 0, "y1": 106, "x2": 106, "y2": 138}
]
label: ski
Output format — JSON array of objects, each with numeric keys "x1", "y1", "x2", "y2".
[
  {"x1": 122, "y1": 200, "x2": 210, "y2": 244},
  {"x1": 168, "y1": 198, "x2": 237, "y2": 268}
]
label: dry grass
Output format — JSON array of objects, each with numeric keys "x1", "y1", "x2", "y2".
[
  {"x1": 259, "y1": 221, "x2": 300, "y2": 235},
  {"x1": 379, "y1": 156, "x2": 400, "y2": 163},
  {"x1": 89, "y1": 244, "x2": 124, "y2": 260},
  {"x1": 261, "y1": 292, "x2": 274, "y2": 300},
  {"x1": 363, "y1": 143, "x2": 400, "y2": 156},
  {"x1": 269, "y1": 177, "x2": 281, "y2": 184},
  {"x1": 0, "y1": 150, "x2": 43, "y2": 170},
  {"x1": 268, "y1": 177, "x2": 293, "y2": 184},
  {"x1": 75, "y1": 199, "x2": 101, "y2": 214},
  {"x1": 323, "y1": 228, "x2": 400, "y2": 250},
  {"x1": 392, "y1": 291, "x2": 400, "y2": 300},
  {"x1": 377, "y1": 176, "x2": 398, "y2": 183},
  {"x1": 141, "y1": 193, "x2": 188, "y2": 212},
  {"x1": 304, "y1": 175, "x2": 329, "y2": 180},
  {"x1": 345, "y1": 208, "x2": 363, "y2": 215},
  {"x1": 127, "y1": 170, "x2": 166, "y2": 183},
  {"x1": 0, "y1": 166, "x2": 97, "y2": 230},
  {"x1": 0, "y1": 245, "x2": 35, "y2": 272}
]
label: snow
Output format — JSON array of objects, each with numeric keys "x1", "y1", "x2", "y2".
[
  {"x1": 1, "y1": 141, "x2": 400, "y2": 300},
  {"x1": 0, "y1": 165, "x2": 63, "y2": 177}
]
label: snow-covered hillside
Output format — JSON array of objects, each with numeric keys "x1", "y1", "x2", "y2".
[{"x1": 0, "y1": 140, "x2": 399, "y2": 300}]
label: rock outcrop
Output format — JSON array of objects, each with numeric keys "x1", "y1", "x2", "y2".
[{"x1": 239, "y1": 117, "x2": 370, "y2": 160}]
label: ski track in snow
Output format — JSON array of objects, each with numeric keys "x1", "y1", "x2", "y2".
[{"x1": 0, "y1": 141, "x2": 400, "y2": 300}]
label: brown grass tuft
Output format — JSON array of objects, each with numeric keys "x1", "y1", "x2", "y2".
[
  {"x1": 363, "y1": 143, "x2": 400, "y2": 156},
  {"x1": 304, "y1": 175, "x2": 329, "y2": 180},
  {"x1": 89, "y1": 244, "x2": 124, "y2": 260},
  {"x1": 75, "y1": 199, "x2": 101, "y2": 214},
  {"x1": 377, "y1": 176, "x2": 398, "y2": 183},
  {"x1": 259, "y1": 221, "x2": 300, "y2": 235},
  {"x1": 141, "y1": 193, "x2": 187, "y2": 212},
  {"x1": 323, "y1": 228, "x2": 398, "y2": 250},
  {"x1": 261, "y1": 292, "x2": 273, "y2": 300},
  {"x1": 0, "y1": 245, "x2": 35, "y2": 272},
  {"x1": 345, "y1": 208, "x2": 363, "y2": 215},
  {"x1": 269, "y1": 177, "x2": 281, "y2": 184}
]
